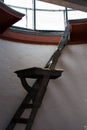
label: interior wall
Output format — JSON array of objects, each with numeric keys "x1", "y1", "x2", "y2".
[
  {"x1": 0, "y1": 39, "x2": 87, "y2": 130},
  {"x1": 0, "y1": 39, "x2": 56, "y2": 130}
]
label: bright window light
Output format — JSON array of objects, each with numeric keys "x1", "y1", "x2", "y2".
[
  {"x1": 36, "y1": 0, "x2": 65, "y2": 30},
  {"x1": 36, "y1": 11, "x2": 65, "y2": 30},
  {"x1": 4, "y1": 0, "x2": 32, "y2": 8},
  {"x1": 68, "y1": 10, "x2": 87, "y2": 20},
  {"x1": 4, "y1": 0, "x2": 87, "y2": 31}
]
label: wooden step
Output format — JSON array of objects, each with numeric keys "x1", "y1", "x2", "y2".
[
  {"x1": 22, "y1": 103, "x2": 40, "y2": 109},
  {"x1": 13, "y1": 118, "x2": 28, "y2": 124},
  {"x1": 15, "y1": 67, "x2": 63, "y2": 79}
]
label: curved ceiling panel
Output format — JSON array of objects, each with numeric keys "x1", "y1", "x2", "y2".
[
  {"x1": 0, "y1": 1, "x2": 24, "y2": 33},
  {"x1": 39, "y1": 0, "x2": 87, "y2": 12}
]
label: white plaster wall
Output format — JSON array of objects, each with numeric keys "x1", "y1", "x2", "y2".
[
  {"x1": 33, "y1": 44, "x2": 87, "y2": 130},
  {"x1": 0, "y1": 39, "x2": 87, "y2": 130}
]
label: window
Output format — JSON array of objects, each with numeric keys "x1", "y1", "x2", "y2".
[
  {"x1": 36, "y1": 10, "x2": 64, "y2": 30},
  {"x1": 36, "y1": 0, "x2": 65, "y2": 30},
  {"x1": 4, "y1": 0, "x2": 32, "y2": 8},
  {"x1": 4, "y1": 0, "x2": 87, "y2": 31},
  {"x1": 68, "y1": 9, "x2": 87, "y2": 20}
]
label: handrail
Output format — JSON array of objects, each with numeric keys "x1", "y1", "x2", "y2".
[
  {"x1": 6, "y1": 4, "x2": 73, "y2": 30},
  {"x1": 8, "y1": 4, "x2": 73, "y2": 12}
]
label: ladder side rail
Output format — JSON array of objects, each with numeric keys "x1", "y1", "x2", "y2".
[
  {"x1": 45, "y1": 23, "x2": 70, "y2": 69},
  {"x1": 25, "y1": 24, "x2": 71, "y2": 130}
]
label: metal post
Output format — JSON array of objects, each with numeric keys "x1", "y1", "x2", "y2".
[
  {"x1": 65, "y1": 7, "x2": 68, "y2": 26},
  {"x1": 32, "y1": 0, "x2": 36, "y2": 30},
  {"x1": 26, "y1": 9, "x2": 28, "y2": 28}
]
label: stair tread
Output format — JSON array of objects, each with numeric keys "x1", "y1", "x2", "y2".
[
  {"x1": 13, "y1": 117, "x2": 35, "y2": 124},
  {"x1": 13, "y1": 118, "x2": 29, "y2": 124},
  {"x1": 15, "y1": 67, "x2": 63, "y2": 79}
]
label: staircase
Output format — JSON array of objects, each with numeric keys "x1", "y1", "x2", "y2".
[{"x1": 6, "y1": 24, "x2": 70, "y2": 130}]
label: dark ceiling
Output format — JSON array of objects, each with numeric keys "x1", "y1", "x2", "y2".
[{"x1": 39, "y1": 0, "x2": 87, "y2": 12}]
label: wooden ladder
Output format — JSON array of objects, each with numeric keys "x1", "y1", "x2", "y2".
[
  {"x1": 6, "y1": 24, "x2": 70, "y2": 130},
  {"x1": 6, "y1": 67, "x2": 63, "y2": 130}
]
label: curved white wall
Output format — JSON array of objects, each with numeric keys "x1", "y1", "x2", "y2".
[{"x1": 0, "y1": 39, "x2": 87, "y2": 130}]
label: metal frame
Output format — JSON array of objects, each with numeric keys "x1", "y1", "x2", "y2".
[{"x1": 7, "y1": 1, "x2": 71, "y2": 30}]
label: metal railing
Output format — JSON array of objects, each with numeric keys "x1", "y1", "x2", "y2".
[
  {"x1": 7, "y1": 4, "x2": 70, "y2": 30},
  {"x1": 7, "y1": 4, "x2": 86, "y2": 31}
]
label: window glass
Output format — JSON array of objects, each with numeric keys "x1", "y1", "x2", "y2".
[
  {"x1": 4, "y1": 0, "x2": 65, "y2": 30},
  {"x1": 4, "y1": 0, "x2": 32, "y2": 8},
  {"x1": 4, "y1": 0, "x2": 33, "y2": 29},
  {"x1": 27, "y1": 10, "x2": 33, "y2": 29},
  {"x1": 12, "y1": 7, "x2": 27, "y2": 28},
  {"x1": 36, "y1": 0, "x2": 65, "y2": 30},
  {"x1": 4, "y1": 0, "x2": 87, "y2": 31},
  {"x1": 36, "y1": 10, "x2": 65, "y2": 30},
  {"x1": 13, "y1": 9, "x2": 33, "y2": 29},
  {"x1": 68, "y1": 10, "x2": 87, "y2": 20}
]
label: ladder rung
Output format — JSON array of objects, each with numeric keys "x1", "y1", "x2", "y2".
[
  {"x1": 22, "y1": 104, "x2": 33, "y2": 108},
  {"x1": 15, "y1": 67, "x2": 63, "y2": 79},
  {"x1": 22, "y1": 103, "x2": 40, "y2": 108},
  {"x1": 13, "y1": 118, "x2": 28, "y2": 124}
]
